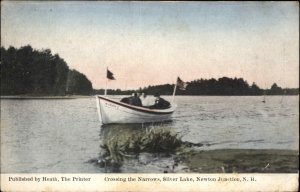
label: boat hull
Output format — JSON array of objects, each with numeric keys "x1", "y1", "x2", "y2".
[{"x1": 96, "y1": 96, "x2": 176, "y2": 124}]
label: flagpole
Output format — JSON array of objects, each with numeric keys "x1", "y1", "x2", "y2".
[
  {"x1": 105, "y1": 67, "x2": 107, "y2": 95},
  {"x1": 171, "y1": 78, "x2": 177, "y2": 104},
  {"x1": 105, "y1": 79, "x2": 108, "y2": 95}
]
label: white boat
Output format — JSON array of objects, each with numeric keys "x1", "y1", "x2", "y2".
[{"x1": 96, "y1": 95, "x2": 176, "y2": 124}]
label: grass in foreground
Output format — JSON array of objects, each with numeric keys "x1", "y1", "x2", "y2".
[{"x1": 92, "y1": 125, "x2": 299, "y2": 173}]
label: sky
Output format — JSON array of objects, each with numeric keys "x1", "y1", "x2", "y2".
[{"x1": 1, "y1": 1, "x2": 299, "y2": 89}]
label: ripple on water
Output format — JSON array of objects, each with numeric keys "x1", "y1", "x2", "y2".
[{"x1": 1, "y1": 96, "x2": 298, "y2": 173}]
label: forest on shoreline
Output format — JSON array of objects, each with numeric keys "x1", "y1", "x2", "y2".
[
  {"x1": 1, "y1": 45, "x2": 92, "y2": 95},
  {"x1": 95, "y1": 79, "x2": 299, "y2": 96},
  {"x1": 1, "y1": 45, "x2": 298, "y2": 96}
]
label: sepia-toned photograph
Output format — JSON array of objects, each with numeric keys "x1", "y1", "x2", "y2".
[{"x1": 1, "y1": 1, "x2": 299, "y2": 191}]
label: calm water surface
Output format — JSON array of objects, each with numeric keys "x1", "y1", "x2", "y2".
[{"x1": 1, "y1": 96, "x2": 298, "y2": 173}]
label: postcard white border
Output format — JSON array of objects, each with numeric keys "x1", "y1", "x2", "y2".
[{"x1": 1, "y1": 173, "x2": 299, "y2": 191}]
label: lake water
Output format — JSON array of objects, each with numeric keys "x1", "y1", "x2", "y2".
[{"x1": 1, "y1": 96, "x2": 298, "y2": 173}]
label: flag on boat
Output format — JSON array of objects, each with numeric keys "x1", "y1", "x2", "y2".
[
  {"x1": 177, "y1": 77, "x2": 187, "y2": 90},
  {"x1": 107, "y1": 69, "x2": 115, "y2": 80}
]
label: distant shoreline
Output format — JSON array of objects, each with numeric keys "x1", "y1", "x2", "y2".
[{"x1": 0, "y1": 95, "x2": 92, "y2": 99}]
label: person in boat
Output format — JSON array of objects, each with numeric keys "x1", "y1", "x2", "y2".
[
  {"x1": 140, "y1": 92, "x2": 154, "y2": 107},
  {"x1": 131, "y1": 92, "x2": 142, "y2": 106},
  {"x1": 120, "y1": 92, "x2": 142, "y2": 106},
  {"x1": 120, "y1": 94, "x2": 132, "y2": 104},
  {"x1": 149, "y1": 93, "x2": 170, "y2": 109}
]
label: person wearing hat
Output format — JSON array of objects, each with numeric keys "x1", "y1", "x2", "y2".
[
  {"x1": 120, "y1": 92, "x2": 142, "y2": 106},
  {"x1": 150, "y1": 93, "x2": 170, "y2": 109}
]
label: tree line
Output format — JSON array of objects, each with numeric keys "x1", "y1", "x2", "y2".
[
  {"x1": 1, "y1": 45, "x2": 93, "y2": 95},
  {"x1": 1, "y1": 45, "x2": 298, "y2": 96},
  {"x1": 95, "y1": 77, "x2": 299, "y2": 96}
]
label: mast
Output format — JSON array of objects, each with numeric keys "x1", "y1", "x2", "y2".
[
  {"x1": 104, "y1": 67, "x2": 108, "y2": 95},
  {"x1": 171, "y1": 78, "x2": 177, "y2": 104}
]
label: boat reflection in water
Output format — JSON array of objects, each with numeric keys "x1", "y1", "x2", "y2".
[{"x1": 89, "y1": 122, "x2": 192, "y2": 173}]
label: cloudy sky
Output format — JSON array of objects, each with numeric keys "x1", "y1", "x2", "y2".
[{"x1": 1, "y1": 1, "x2": 299, "y2": 89}]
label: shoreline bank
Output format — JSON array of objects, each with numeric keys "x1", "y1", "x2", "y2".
[
  {"x1": 0, "y1": 95, "x2": 92, "y2": 99},
  {"x1": 179, "y1": 149, "x2": 299, "y2": 173}
]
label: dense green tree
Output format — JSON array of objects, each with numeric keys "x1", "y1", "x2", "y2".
[
  {"x1": 250, "y1": 82, "x2": 262, "y2": 95},
  {"x1": 269, "y1": 83, "x2": 283, "y2": 95},
  {"x1": 1, "y1": 45, "x2": 93, "y2": 95},
  {"x1": 66, "y1": 70, "x2": 93, "y2": 95}
]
